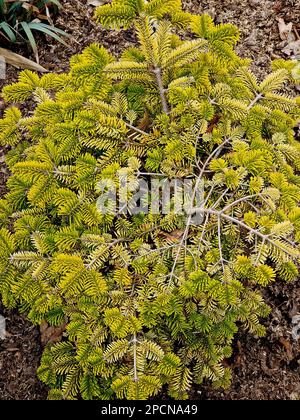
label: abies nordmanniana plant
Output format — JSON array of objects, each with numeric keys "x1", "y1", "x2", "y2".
[{"x1": 0, "y1": 0, "x2": 300, "y2": 400}]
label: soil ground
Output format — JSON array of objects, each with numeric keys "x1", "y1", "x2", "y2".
[{"x1": 0, "y1": 0, "x2": 300, "y2": 400}]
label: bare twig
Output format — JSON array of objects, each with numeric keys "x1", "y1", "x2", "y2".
[
  {"x1": 254, "y1": 237, "x2": 266, "y2": 266},
  {"x1": 221, "y1": 194, "x2": 263, "y2": 213},
  {"x1": 217, "y1": 215, "x2": 225, "y2": 275},
  {"x1": 153, "y1": 67, "x2": 169, "y2": 114},
  {"x1": 132, "y1": 333, "x2": 139, "y2": 382},
  {"x1": 169, "y1": 137, "x2": 233, "y2": 283},
  {"x1": 204, "y1": 208, "x2": 298, "y2": 257},
  {"x1": 248, "y1": 93, "x2": 263, "y2": 110},
  {"x1": 199, "y1": 137, "x2": 232, "y2": 179},
  {"x1": 126, "y1": 122, "x2": 149, "y2": 136}
]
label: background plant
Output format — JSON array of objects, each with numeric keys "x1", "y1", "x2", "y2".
[
  {"x1": 0, "y1": 0, "x2": 300, "y2": 400},
  {"x1": 0, "y1": 0, "x2": 68, "y2": 62}
]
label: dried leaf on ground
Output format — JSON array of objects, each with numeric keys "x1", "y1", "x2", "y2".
[
  {"x1": 40, "y1": 321, "x2": 67, "y2": 346},
  {"x1": 282, "y1": 40, "x2": 300, "y2": 58},
  {"x1": 0, "y1": 48, "x2": 47, "y2": 72},
  {"x1": 277, "y1": 17, "x2": 294, "y2": 41},
  {"x1": 87, "y1": 0, "x2": 106, "y2": 6},
  {"x1": 0, "y1": 314, "x2": 6, "y2": 340}
]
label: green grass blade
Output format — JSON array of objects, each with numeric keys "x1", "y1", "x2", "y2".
[
  {"x1": 30, "y1": 22, "x2": 70, "y2": 37},
  {"x1": 0, "y1": 22, "x2": 17, "y2": 42},
  {"x1": 0, "y1": 0, "x2": 7, "y2": 15},
  {"x1": 45, "y1": 0, "x2": 62, "y2": 8},
  {"x1": 27, "y1": 22, "x2": 70, "y2": 48},
  {"x1": 20, "y1": 21, "x2": 39, "y2": 62}
]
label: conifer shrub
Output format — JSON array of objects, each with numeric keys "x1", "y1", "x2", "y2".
[{"x1": 0, "y1": 0, "x2": 300, "y2": 400}]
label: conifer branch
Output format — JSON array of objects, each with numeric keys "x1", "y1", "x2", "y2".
[
  {"x1": 1, "y1": 3, "x2": 300, "y2": 400},
  {"x1": 248, "y1": 93, "x2": 263, "y2": 109},
  {"x1": 132, "y1": 333, "x2": 139, "y2": 383},
  {"x1": 199, "y1": 137, "x2": 232, "y2": 178},
  {"x1": 210, "y1": 188, "x2": 230, "y2": 210},
  {"x1": 254, "y1": 237, "x2": 266, "y2": 266},
  {"x1": 221, "y1": 193, "x2": 264, "y2": 213},
  {"x1": 126, "y1": 122, "x2": 149, "y2": 136},
  {"x1": 217, "y1": 215, "x2": 225, "y2": 275},
  {"x1": 153, "y1": 67, "x2": 169, "y2": 114},
  {"x1": 169, "y1": 136, "x2": 234, "y2": 282},
  {"x1": 204, "y1": 209, "x2": 298, "y2": 258},
  {"x1": 85, "y1": 238, "x2": 126, "y2": 269}
]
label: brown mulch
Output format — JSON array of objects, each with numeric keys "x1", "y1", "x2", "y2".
[
  {"x1": 199, "y1": 282, "x2": 300, "y2": 400},
  {"x1": 0, "y1": 0, "x2": 300, "y2": 400},
  {"x1": 185, "y1": 0, "x2": 300, "y2": 78},
  {"x1": 0, "y1": 302, "x2": 48, "y2": 400}
]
